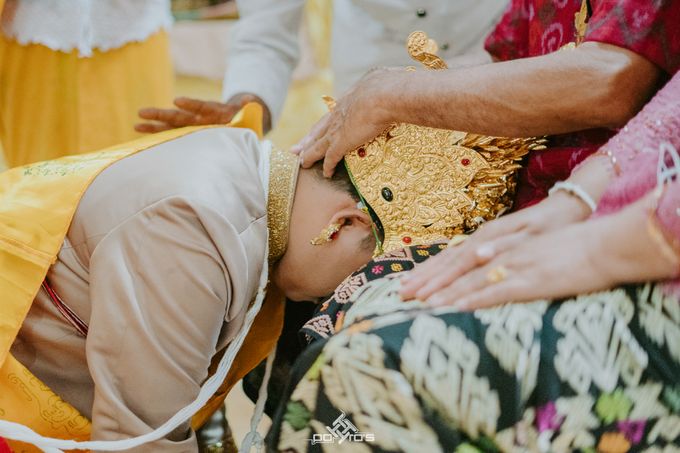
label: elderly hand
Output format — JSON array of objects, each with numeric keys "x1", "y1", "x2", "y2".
[
  {"x1": 419, "y1": 219, "x2": 614, "y2": 310},
  {"x1": 135, "y1": 93, "x2": 271, "y2": 134},
  {"x1": 400, "y1": 191, "x2": 593, "y2": 302},
  {"x1": 403, "y1": 191, "x2": 679, "y2": 310},
  {"x1": 292, "y1": 68, "x2": 403, "y2": 177}
]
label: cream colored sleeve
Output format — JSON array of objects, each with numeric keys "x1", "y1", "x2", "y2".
[
  {"x1": 85, "y1": 197, "x2": 233, "y2": 452},
  {"x1": 222, "y1": 0, "x2": 305, "y2": 125}
]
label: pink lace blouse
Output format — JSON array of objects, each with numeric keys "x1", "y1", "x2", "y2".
[{"x1": 593, "y1": 71, "x2": 680, "y2": 292}]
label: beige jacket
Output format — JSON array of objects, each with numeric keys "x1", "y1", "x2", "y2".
[{"x1": 11, "y1": 128, "x2": 269, "y2": 452}]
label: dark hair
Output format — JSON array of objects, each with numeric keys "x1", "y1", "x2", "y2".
[{"x1": 309, "y1": 161, "x2": 361, "y2": 202}]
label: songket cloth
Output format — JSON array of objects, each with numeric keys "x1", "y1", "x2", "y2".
[
  {"x1": 484, "y1": 0, "x2": 680, "y2": 209},
  {"x1": 0, "y1": 28, "x2": 173, "y2": 167},
  {"x1": 267, "y1": 244, "x2": 680, "y2": 453}
]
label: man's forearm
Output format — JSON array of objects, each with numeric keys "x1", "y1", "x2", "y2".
[{"x1": 376, "y1": 42, "x2": 661, "y2": 137}]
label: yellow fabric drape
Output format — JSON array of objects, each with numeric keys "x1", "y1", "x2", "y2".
[
  {"x1": 0, "y1": 30, "x2": 173, "y2": 168},
  {"x1": 0, "y1": 104, "x2": 281, "y2": 452}
]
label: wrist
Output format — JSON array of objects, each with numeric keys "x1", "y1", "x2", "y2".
[
  {"x1": 593, "y1": 195, "x2": 679, "y2": 285},
  {"x1": 568, "y1": 153, "x2": 617, "y2": 204},
  {"x1": 548, "y1": 181, "x2": 597, "y2": 218},
  {"x1": 543, "y1": 189, "x2": 593, "y2": 224}
]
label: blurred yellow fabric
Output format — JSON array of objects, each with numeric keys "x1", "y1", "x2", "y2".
[{"x1": 0, "y1": 30, "x2": 173, "y2": 168}]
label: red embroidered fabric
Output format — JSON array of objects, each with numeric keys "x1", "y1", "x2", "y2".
[{"x1": 485, "y1": 0, "x2": 680, "y2": 209}]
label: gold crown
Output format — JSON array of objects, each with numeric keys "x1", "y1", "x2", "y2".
[{"x1": 342, "y1": 31, "x2": 546, "y2": 255}]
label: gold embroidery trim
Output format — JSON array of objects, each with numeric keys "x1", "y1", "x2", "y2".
[{"x1": 267, "y1": 147, "x2": 300, "y2": 262}]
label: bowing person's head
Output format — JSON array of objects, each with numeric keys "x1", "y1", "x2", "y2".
[{"x1": 273, "y1": 162, "x2": 376, "y2": 302}]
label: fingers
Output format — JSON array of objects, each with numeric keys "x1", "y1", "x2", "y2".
[
  {"x1": 400, "y1": 217, "x2": 529, "y2": 298},
  {"x1": 173, "y1": 97, "x2": 218, "y2": 113},
  {"x1": 400, "y1": 242, "x2": 495, "y2": 302},
  {"x1": 298, "y1": 114, "x2": 331, "y2": 167},
  {"x1": 425, "y1": 261, "x2": 501, "y2": 307},
  {"x1": 440, "y1": 280, "x2": 527, "y2": 311},
  {"x1": 137, "y1": 107, "x2": 198, "y2": 127},
  {"x1": 301, "y1": 135, "x2": 331, "y2": 169},
  {"x1": 134, "y1": 122, "x2": 173, "y2": 133},
  {"x1": 174, "y1": 97, "x2": 238, "y2": 123},
  {"x1": 321, "y1": 133, "x2": 345, "y2": 177},
  {"x1": 401, "y1": 229, "x2": 528, "y2": 301}
]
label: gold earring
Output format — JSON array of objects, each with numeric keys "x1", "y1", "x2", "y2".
[{"x1": 310, "y1": 222, "x2": 341, "y2": 245}]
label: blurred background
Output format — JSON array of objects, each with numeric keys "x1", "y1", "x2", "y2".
[{"x1": 0, "y1": 0, "x2": 330, "y2": 171}]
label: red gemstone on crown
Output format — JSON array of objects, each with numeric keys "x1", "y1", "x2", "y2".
[
  {"x1": 402, "y1": 236, "x2": 412, "y2": 244},
  {"x1": 461, "y1": 158, "x2": 471, "y2": 166},
  {"x1": 357, "y1": 148, "x2": 366, "y2": 157}
]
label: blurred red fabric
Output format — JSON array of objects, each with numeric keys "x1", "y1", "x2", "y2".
[{"x1": 485, "y1": 0, "x2": 680, "y2": 209}]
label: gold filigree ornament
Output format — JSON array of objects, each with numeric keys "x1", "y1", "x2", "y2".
[
  {"x1": 560, "y1": 0, "x2": 590, "y2": 50},
  {"x1": 328, "y1": 31, "x2": 547, "y2": 255}
]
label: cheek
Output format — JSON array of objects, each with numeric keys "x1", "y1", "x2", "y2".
[
  {"x1": 273, "y1": 248, "x2": 328, "y2": 300},
  {"x1": 322, "y1": 250, "x2": 372, "y2": 291}
]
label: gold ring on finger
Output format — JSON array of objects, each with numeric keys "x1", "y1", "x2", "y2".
[{"x1": 486, "y1": 265, "x2": 508, "y2": 284}]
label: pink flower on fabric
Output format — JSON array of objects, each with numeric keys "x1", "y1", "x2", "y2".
[
  {"x1": 371, "y1": 265, "x2": 384, "y2": 275},
  {"x1": 536, "y1": 402, "x2": 564, "y2": 432},
  {"x1": 617, "y1": 420, "x2": 646, "y2": 445}
]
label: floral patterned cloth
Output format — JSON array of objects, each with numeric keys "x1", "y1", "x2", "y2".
[
  {"x1": 484, "y1": 0, "x2": 680, "y2": 209},
  {"x1": 268, "y1": 245, "x2": 680, "y2": 452},
  {"x1": 299, "y1": 244, "x2": 447, "y2": 344}
]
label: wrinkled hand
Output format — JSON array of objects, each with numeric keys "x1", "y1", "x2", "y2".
[
  {"x1": 414, "y1": 220, "x2": 614, "y2": 310},
  {"x1": 135, "y1": 93, "x2": 271, "y2": 134},
  {"x1": 292, "y1": 68, "x2": 403, "y2": 177},
  {"x1": 400, "y1": 191, "x2": 593, "y2": 302}
]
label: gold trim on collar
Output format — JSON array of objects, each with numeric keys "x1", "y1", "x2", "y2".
[{"x1": 267, "y1": 147, "x2": 300, "y2": 262}]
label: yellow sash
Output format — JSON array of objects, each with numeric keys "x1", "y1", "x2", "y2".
[{"x1": 0, "y1": 104, "x2": 283, "y2": 451}]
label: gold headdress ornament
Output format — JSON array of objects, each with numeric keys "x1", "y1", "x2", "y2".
[{"x1": 328, "y1": 31, "x2": 546, "y2": 255}]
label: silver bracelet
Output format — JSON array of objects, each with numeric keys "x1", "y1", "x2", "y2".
[{"x1": 548, "y1": 181, "x2": 597, "y2": 213}]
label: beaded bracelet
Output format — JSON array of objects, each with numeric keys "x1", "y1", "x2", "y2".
[{"x1": 548, "y1": 181, "x2": 597, "y2": 213}]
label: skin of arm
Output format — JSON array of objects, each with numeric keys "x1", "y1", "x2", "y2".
[
  {"x1": 390, "y1": 42, "x2": 661, "y2": 136},
  {"x1": 297, "y1": 41, "x2": 662, "y2": 176}
]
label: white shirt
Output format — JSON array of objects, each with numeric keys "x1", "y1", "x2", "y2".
[
  {"x1": 223, "y1": 0, "x2": 508, "y2": 124},
  {"x1": 0, "y1": 0, "x2": 173, "y2": 56}
]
